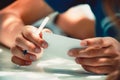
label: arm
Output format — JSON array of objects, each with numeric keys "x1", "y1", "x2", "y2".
[
  {"x1": 0, "y1": 0, "x2": 54, "y2": 48},
  {"x1": 56, "y1": 5, "x2": 95, "y2": 39}
]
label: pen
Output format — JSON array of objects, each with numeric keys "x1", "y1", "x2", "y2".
[
  {"x1": 36, "y1": 16, "x2": 50, "y2": 35},
  {"x1": 23, "y1": 16, "x2": 49, "y2": 55}
]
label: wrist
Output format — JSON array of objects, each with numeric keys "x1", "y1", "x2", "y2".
[{"x1": 0, "y1": 12, "x2": 24, "y2": 48}]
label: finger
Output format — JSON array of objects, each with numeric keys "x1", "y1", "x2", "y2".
[
  {"x1": 106, "y1": 70, "x2": 120, "y2": 80},
  {"x1": 75, "y1": 57, "x2": 115, "y2": 66},
  {"x1": 11, "y1": 56, "x2": 32, "y2": 66},
  {"x1": 82, "y1": 65, "x2": 115, "y2": 74},
  {"x1": 102, "y1": 37, "x2": 120, "y2": 48},
  {"x1": 11, "y1": 46, "x2": 37, "y2": 61},
  {"x1": 81, "y1": 37, "x2": 118, "y2": 49},
  {"x1": 82, "y1": 46, "x2": 119, "y2": 58},
  {"x1": 15, "y1": 34, "x2": 41, "y2": 53},
  {"x1": 68, "y1": 48, "x2": 104, "y2": 57},
  {"x1": 22, "y1": 26, "x2": 48, "y2": 48},
  {"x1": 68, "y1": 48, "x2": 84, "y2": 57},
  {"x1": 68, "y1": 47, "x2": 117, "y2": 58},
  {"x1": 80, "y1": 37, "x2": 103, "y2": 48}
]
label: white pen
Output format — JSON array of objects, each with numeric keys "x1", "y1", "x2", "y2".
[
  {"x1": 22, "y1": 17, "x2": 49, "y2": 55},
  {"x1": 36, "y1": 16, "x2": 49, "y2": 35}
]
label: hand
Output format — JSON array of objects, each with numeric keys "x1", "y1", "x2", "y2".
[
  {"x1": 106, "y1": 56, "x2": 120, "y2": 80},
  {"x1": 68, "y1": 37, "x2": 120, "y2": 74},
  {"x1": 11, "y1": 25, "x2": 52, "y2": 66}
]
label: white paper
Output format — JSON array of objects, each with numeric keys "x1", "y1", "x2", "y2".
[{"x1": 43, "y1": 33, "x2": 83, "y2": 59}]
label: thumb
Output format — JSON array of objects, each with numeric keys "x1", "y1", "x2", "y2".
[
  {"x1": 40, "y1": 28, "x2": 53, "y2": 38},
  {"x1": 42, "y1": 28, "x2": 53, "y2": 33}
]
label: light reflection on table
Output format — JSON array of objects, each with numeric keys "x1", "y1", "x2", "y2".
[{"x1": 0, "y1": 45, "x2": 106, "y2": 80}]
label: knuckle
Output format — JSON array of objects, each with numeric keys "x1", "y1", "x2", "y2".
[
  {"x1": 24, "y1": 31, "x2": 32, "y2": 37},
  {"x1": 106, "y1": 37, "x2": 114, "y2": 40},
  {"x1": 86, "y1": 50, "x2": 95, "y2": 57},
  {"x1": 27, "y1": 43, "x2": 36, "y2": 52},
  {"x1": 105, "y1": 48, "x2": 118, "y2": 56},
  {"x1": 97, "y1": 38, "x2": 103, "y2": 44},
  {"x1": 15, "y1": 35, "x2": 22, "y2": 44},
  {"x1": 105, "y1": 37, "x2": 117, "y2": 43},
  {"x1": 110, "y1": 49, "x2": 116, "y2": 54}
]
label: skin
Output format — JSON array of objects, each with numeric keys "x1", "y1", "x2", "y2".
[
  {"x1": 68, "y1": 37, "x2": 120, "y2": 74},
  {"x1": 1, "y1": 0, "x2": 120, "y2": 77},
  {"x1": 0, "y1": 0, "x2": 95, "y2": 66},
  {"x1": 11, "y1": 25, "x2": 51, "y2": 66},
  {"x1": 56, "y1": 5, "x2": 95, "y2": 39},
  {"x1": 0, "y1": 0, "x2": 53, "y2": 48},
  {"x1": 106, "y1": 61, "x2": 120, "y2": 80},
  {"x1": 10, "y1": 6, "x2": 95, "y2": 66}
]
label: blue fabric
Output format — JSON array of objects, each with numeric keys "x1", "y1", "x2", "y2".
[
  {"x1": 0, "y1": 0, "x2": 15, "y2": 9},
  {"x1": 45, "y1": 0, "x2": 118, "y2": 38},
  {"x1": 45, "y1": 0, "x2": 83, "y2": 13}
]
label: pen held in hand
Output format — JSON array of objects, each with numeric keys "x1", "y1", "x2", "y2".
[
  {"x1": 22, "y1": 17, "x2": 49, "y2": 55},
  {"x1": 36, "y1": 17, "x2": 50, "y2": 35}
]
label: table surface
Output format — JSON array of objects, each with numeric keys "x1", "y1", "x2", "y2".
[{"x1": 0, "y1": 45, "x2": 106, "y2": 80}]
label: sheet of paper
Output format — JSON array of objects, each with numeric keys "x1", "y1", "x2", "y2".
[
  {"x1": 0, "y1": 72, "x2": 60, "y2": 80},
  {"x1": 43, "y1": 32, "x2": 83, "y2": 59}
]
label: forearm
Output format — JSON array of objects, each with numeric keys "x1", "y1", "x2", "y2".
[
  {"x1": 54, "y1": 5, "x2": 95, "y2": 39},
  {"x1": 1, "y1": 0, "x2": 54, "y2": 24},
  {"x1": 56, "y1": 14, "x2": 95, "y2": 40},
  {"x1": 0, "y1": 0, "x2": 54, "y2": 48}
]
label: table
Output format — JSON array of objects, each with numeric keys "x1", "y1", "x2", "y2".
[{"x1": 0, "y1": 45, "x2": 106, "y2": 80}]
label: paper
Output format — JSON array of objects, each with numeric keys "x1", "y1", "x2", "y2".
[
  {"x1": 43, "y1": 32, "x2": 83, "y2": 59},
  {"x1": 0, "y1": 72, "x2": 60, "y2": 80}
]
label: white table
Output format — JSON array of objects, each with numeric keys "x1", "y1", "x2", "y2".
[{"x1": 0, "y1": 45, "x2": 106, "y2": 80}]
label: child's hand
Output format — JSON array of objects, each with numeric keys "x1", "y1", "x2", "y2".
[
  {"x1": 68, "y1": 37, "x2": 120, "y2": 74},
  {"x1": 11, "y1": 25, "x2": 52, "y2": 66}
]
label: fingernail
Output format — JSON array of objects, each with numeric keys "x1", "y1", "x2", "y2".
[
  {"x1": 35, "y1": 48, "x2": 41, "y2": 53},
  {"x1": 30, "y1": 56, "x2": 36, "y2": 61},
  {"x1": 25, "y1": 61, "x2": 31, "y2": 65},
  {"x1": 80, "y1": 41, "x2": 87, "y2": 46},
  {"x1": 41, "y1": 42, "x2": 48, "y2": 48},
  {"x1": 68, "y1": 50, "x2": 73, "y2": 56}
]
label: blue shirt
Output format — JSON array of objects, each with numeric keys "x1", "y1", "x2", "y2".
[
  {"x1": 0, "y1": 0, "x2": 15, "y2": 9},
  {"x1": 45, "y1": 0, "x2": 118, "y2": 38}
]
